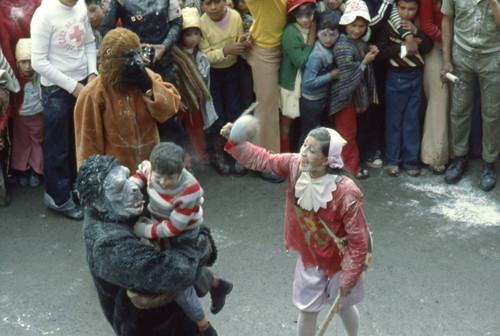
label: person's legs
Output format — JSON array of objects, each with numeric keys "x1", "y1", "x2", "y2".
[
  {"x1": 207, "y1": 69, "x2": 232, "y2": 175},
  {"x1": 175, "y1": 285, "x2": 206, "y2": 323},
  {"x1": 11, "y1": 116, "x2": 31, "y2": 174},
  {"x1": 420, "y1": 42, "x2": 450, "y2": 172},
  {"x1": 445, "y1": 46, "x2": 481, "y2": 184},
  {"x1": 401, "y1": 71, "x2": 423, "y2": 173},
  {"x1": 339, "y1": 305, "x2": 360, "y2": 336},
  {"x1": 448, "y1": 46, "x2": 476, "y2": 158},
  {"x1": 246, "y1": 44, "x2": 281, "y2": 153},
  {"x1": 385, "y1": 70, "x2": 406, "y2": 169},
  {"x1": 221, "y1": 63, "x2": 242, "y2": 123},
  {"x1": 476, "y1": 51, "x2": 500, "y2": 191},
  {"x1": 42, "y1": 86, "x2": 77, "y2": 205},
  {"x1": 335, "y1": 100, "x2": 362, "y2": 176},
  {"x1": 297, "y1": 311, "x2": 319, "y2": 336},
  {"x1": 299, "y1": 96, "x2": 327, "y2": 147}
]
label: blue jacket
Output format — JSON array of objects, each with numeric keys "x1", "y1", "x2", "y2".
[{"x1": 301, "y1": 40, "x2": 337, "y2": 100}]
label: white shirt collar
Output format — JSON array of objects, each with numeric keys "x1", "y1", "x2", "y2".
[{"x1": 295, "y1": 172, "x2": 339, "y2": 212}]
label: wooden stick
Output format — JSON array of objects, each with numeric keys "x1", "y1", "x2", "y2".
[{"x1": 317, "y1": 293, "x2": 344, "y2": 336}]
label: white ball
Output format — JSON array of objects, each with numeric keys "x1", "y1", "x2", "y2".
[{"x1": 230, "y1": 114, "x2": 260, "y2": 144}]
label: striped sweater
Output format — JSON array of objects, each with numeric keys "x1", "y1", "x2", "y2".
[
  {"x1": 329, "y1": 35, "x2": 378, "y2": 115},
  {"x1": 376, "y1": 18, "x2": 433, "y2": 71},
  {"x1": 131, "y1": 162, "x2": 204, "y2": 239}
]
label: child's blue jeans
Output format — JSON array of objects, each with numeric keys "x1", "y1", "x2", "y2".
[{"x1": 385, "y1": 69, "x2": 423, "y2": 170}]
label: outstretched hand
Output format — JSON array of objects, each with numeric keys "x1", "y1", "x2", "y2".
[{"x1": 220, "y1": 122, "x2": 233, "y2": 140}]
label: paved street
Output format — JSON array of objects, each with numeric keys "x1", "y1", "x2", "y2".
[{"x1": 1, "y1": 157, "x2": 499, "y2": 336}]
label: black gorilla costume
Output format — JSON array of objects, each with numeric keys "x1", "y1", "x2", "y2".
[{"x1": 76, "y1": 155, "x2": 215, "y2": 335}]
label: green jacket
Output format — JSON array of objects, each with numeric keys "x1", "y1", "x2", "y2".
[{"x1": 279, "y1": 23, "x2": 314, "y2": 91}]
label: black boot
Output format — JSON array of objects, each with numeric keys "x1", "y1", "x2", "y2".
[
  {"x1": 478, "y1": 162, "x2": 496, "y2": 191},
  {"x1": 198, "y1": 323, "x2": 218, "y2": 336},
  {"x1": 444, "y1": 155, "x2": 468, "y2": 184},
  {"x1": 208, "y1": 134, "x2": 231, "y2": 176},
  {"x1": 210, "y1": 279, "x2": 233, "y2": 314}
]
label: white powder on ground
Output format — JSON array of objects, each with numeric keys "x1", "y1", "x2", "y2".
[{"x1": 403, "y1": 179, "x2": 500, "y2": 229}]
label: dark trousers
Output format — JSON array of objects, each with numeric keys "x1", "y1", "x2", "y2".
[
  {"x1": 385, "y1": 69, "x2": 423, "y2": 170},
  {"x1": 299, "y1": 95, "x2": 328, "y2": 145},
  {"x1": 42, "y1": 85, "x2": 77, "y2": 205},
  {"x1": 207, "y1": 63, "x2": 241, "y2": 134}
]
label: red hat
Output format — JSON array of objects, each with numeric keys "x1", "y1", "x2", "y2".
[{"x1": 287, "y1": 0, "x2": 316, "y2": 14}]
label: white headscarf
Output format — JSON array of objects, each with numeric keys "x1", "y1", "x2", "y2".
[{"x1": 325, "y1": 128, "x2": 347, "y2": 169}]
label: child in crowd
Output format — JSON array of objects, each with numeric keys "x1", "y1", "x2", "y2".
[
  {"x1": 173, "y1": 7, "x2": 218, "y2": 164},
  {"x1": 131, "y1": 142, "x2": 233, "y2": 336},
  {"x1": 315, "y1": 0, "x2": 344, "y2": 17},
  {"x1": 300, "y1": 11, "x2": 341, "y2": 143},
  {"x1": 85, "y1": 0, "x2": 105, "y2": 66},
  {"x1": 11, "y1": 38, "x2": 43, "y2": 188},
  {"x1": 234, "y1": 0, "x2": 255, "y2": 109},
  {"x1": 376, "y1": 0, "x2": 432, "y2": 177},
  {"x1": 329, "y1": 0, "x2": 379, "y2": 179},
  {"x1": 279, "y1": 0, "x2": 317, "y2": 153},
  {"x1": 198, "y1": 0, "x2": 250, "y2": 176}
]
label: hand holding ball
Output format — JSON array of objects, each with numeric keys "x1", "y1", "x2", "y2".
[{"x1": 229, "y1": 114, "x2": 260, "y2": 144}]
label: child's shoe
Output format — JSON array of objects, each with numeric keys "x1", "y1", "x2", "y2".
[
  {"x1": 355, "y1": 168, "x2": 369, "y2": 180},
  {"x1": 210, "y1": 279, "x2": 233, "y2": 314},
  {"x1": 19, "y1": 171, "x2": 29, "y2": 187},
  {"x1": 30, "y1": 171, "x2": 41, "y2": 188},
  {"x1": 386, "y1": 164, "x2": 400, "y2": 177},
  {"x1": 198, "y1": 323, "x2": 218, "y2": 336}
]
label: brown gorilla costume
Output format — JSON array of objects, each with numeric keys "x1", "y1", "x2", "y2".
[{"x1": 75, "y1": 28, "x2": 181, "y2": 173}]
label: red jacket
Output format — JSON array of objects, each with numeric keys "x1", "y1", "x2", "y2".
[{"x1": 226, "y1": 141, "x2": 369, "y2": 288}]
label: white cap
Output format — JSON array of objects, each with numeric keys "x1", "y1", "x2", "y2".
[{"x1": 339, "y1": 0, "x2": 371, "y2": 25}]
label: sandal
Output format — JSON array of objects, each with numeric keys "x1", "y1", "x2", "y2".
[
  {"x1": 355, "y1": 168, "x2": 369, "y2": 179},
  {"x1": 386, "y1": 164, "x2": 400, "y2": 177}
]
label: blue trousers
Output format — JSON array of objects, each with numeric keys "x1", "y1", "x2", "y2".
[
  {"x1": 207, "y1": 63, "x2": 241, "y2": 134},
  {"x1": 42, "y1": 85, "x2": 77, "y2": 205},
  {"x1": 385, "y1": 69, "x2": 423, "y2": 170}
]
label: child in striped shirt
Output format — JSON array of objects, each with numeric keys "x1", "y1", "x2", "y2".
[{"x1": 131, "y1": 142, "x2": 232, "y2": 336}]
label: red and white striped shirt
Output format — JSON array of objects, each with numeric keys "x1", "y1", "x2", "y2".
[{"x1": 131, "y1": 161, "x2": 204, "y2": 239}]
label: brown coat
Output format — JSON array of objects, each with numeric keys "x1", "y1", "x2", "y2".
[{"x1": 75, "y1": 69, "x2": 181, "y2": 172}]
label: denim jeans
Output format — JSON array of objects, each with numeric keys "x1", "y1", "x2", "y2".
[
  {"x1": 42, "y1": 85, "x2": 77, "y2": 205},
  {"x1": 385, "y1": 69, "x2": 423, "y2": 170},
  {"x1": 207, "y1": 63, "x2": 241, "y2": 134}
]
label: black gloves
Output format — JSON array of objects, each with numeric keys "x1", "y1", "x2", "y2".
[{"x1": 120, "y1": 49, "x2": 153, "y2": 94}]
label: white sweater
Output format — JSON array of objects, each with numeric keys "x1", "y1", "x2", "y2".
[{"x1": 31, "y1": 0, "x2": 97, "y2": 93}]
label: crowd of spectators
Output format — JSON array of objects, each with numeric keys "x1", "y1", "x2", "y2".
[{"x1": 0, "y1": 0, "x2": 499, "y2": 211}]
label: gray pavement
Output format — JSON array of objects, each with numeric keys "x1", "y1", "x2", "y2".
[{"x1": 1, "y1": 157, "x2": 499, "y2": 336}]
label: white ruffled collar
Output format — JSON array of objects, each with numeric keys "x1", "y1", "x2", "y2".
[{"x1": 295, "y1": 173, "x2": 339, "y2": 212}]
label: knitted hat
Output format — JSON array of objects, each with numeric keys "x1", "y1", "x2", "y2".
[
  {"x1": 15, "y1": 38, "x2": 31, "y2": 62},
  {"x1": 75, "y1": 155, "x2": 121, "y2": 208},
  {"x1": 182, "y1": 7, "x2": 201, "y2": 30},
  {"x1": 339, "y1": 0, "x2": 371, "y2": 25},
  {"x1": 287, "y1": 0, "x2": 316, "y2": 14}
]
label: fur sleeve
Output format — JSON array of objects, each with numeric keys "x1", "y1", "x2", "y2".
[
  {"x1": 145, "y1": 69, "x2": 181, "y2": 124},
  {"x1": 86, "y1": 220, "x2": 201, "y2": 294}
]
